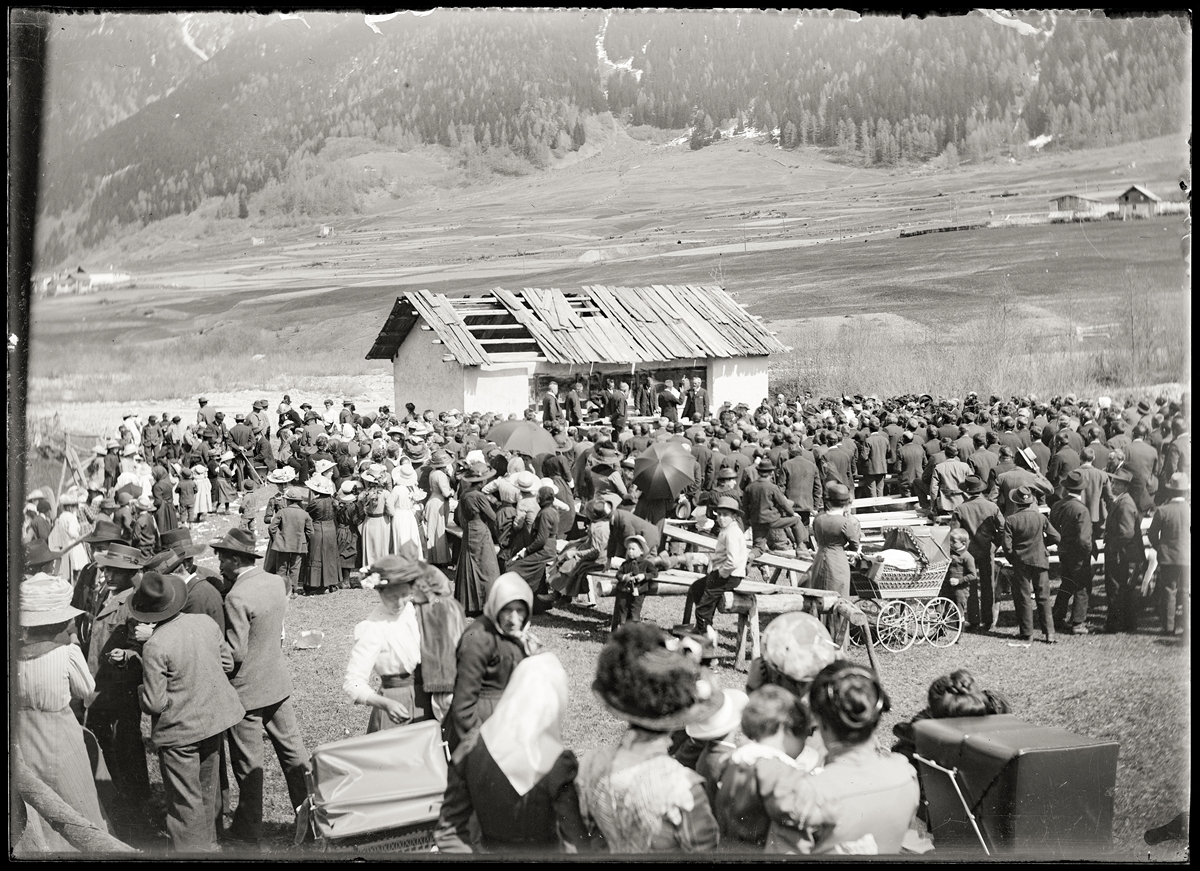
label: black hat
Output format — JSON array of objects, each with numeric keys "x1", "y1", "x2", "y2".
[
  {"x1": 24, "y1": 540, "x2": 62, "y2": 571},
  {"x1": 209, "y1": 527, "x2": 261, "y2": 558},
  {"x1": 961, "y1": 475, "x2": 987, "y2": 495},
  {"x1": 127, "y1": 572, "x2": 188, "y2": 623}
]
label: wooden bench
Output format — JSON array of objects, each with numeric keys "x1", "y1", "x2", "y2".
[
  {"x1": 853, "y1": 495, "x2": 920, "y2": 511},
  {"x1": 662, "y1": 524, "x2": 813, "y2": 585}
]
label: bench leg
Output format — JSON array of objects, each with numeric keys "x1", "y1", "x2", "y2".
[
  {"x1": 749, "y1": 598, "x2": 762, "y2": 664},
  {"x1": 586, "y1": 575, "x2": 599, "y2": 607},
  {"x1": 682, "y1": 586, "x2": 695, "y2": 626},
  {"x1": 735, "y1": 613, "x2": 750, "y2": 670}
]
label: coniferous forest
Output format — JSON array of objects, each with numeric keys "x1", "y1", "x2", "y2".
[{"x1": 35, "y1": 10, "x2": 1190, "y2": 265}]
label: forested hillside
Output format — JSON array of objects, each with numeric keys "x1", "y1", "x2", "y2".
[{"x1": 36, "y1": 10, "x2": 1190, "y2": 267}]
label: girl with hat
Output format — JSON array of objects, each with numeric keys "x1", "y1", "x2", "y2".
[
  {"x1": 757, "y1": 661, "x2": 918, "y2": 855},
  {"x1": 16, "y1": 575, "x2": 108, "y2": 850},
  {"x1": 132, "y1": 572, "x2": 245, "y2": 852},
  {"x1": 551, "y1": 498, "x2": 612, "y2": 606},
  {"x1": 576, "y1": 622, "x2": 722, "y2": 852},
  {"x1": 345, "y1": 555, "x2": 466, "y2": 733},
  {"x1": 214, "y1": 451, "x2": 237, "y2": 515},
  {"x1": 334, "y1": 480, "x2": 363, "y2": 589},
  {"x1": 424, "y1": 449, "x2": 455, "y2": 567},
  {"x1": 132, "y1": 493, "x2": 161, "y2": 559},
  {"x1": 611, "y1": 534, "x2": 662, "y2": 633},
  {"x1": 303, "y1": 475, "x2": 341, "y2": 595},
  {"x1": 191, "y1": 462, "x2": 214, "y2": 522},
  {"x1": 260, "y1": 467, "x2": 297, "y2": 573},
  {"x1": 434, "y1": 653, "x2": 594, "y2": 853},
  {"x1": 453, "y1": 465, "x2": 500, "y2": 616},
  {"x1": 808, "y1": 482, "x2": 862, "y2": 599},
  {"x1": 447, "y1": 573, "x2": 541, "y2": 753},
  {"x1": 388, "y1": 463, "x2": 425, "y2": 562},
  {"x1": 357, "y1": 467, "x2": 393, "y2": 572}
]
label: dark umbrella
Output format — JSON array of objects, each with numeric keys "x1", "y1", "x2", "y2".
[
  {"x1": 115, "y1": 482, "x2": 143, "y2": 499},
  {"x1": 486, "y1": 420, "x2": 558, "y2": 457},
  {"x1": 633, "y1": 443, "x2": 696, "y2": 501}
]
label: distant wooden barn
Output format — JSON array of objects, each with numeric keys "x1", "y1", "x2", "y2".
[
  {"x1": 1116, "y1": 184, "x2": 1161, "y2": 218},
  {"x1": 366, "y1": 285, "x2": 786, "y2": 419}
]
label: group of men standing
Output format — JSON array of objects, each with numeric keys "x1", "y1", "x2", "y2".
[{"x1": 540, "y1": 375, "x2": 710, "y2": 433}]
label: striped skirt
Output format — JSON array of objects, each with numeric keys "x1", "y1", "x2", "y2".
[{"x1": 17, "y1": 706, "x2": 108, "y2": 851}]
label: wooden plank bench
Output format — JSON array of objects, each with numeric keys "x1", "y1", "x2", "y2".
[
  {"x1": 853, "y1": 496, "x2": 920, "y2": 510},
  {"x1": 662, "y1": 524, "x2": 813, "y2": 585}
]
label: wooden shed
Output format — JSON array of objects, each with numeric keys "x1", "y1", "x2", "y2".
[
  {"x1": 366, "y1": 285, "x2": 786, "y2": 419},
  {"x1": 1116, "y1": 184, "x2": 1161, "y2": 218}
]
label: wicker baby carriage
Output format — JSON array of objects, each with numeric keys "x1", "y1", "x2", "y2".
[{"x1": 849, "y1": 525, "x2": 963, "y2": 652}]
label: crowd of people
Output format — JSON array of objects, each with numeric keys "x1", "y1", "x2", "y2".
[{"x1": 15, "y1": 380, "x2": 1190, "y2": 855}]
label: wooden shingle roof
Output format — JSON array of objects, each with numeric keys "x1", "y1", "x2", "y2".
[{"x1": 366, "y1": 285, "x2": 785, "y2": 364}]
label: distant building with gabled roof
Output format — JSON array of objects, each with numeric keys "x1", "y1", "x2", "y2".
[{"x1": 367, "y1": 284, "x2": 786, "y2": 418}]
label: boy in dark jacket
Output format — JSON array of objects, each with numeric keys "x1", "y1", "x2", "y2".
[{"x1": 610, "y1": 535, "x2": 662, "y2": 632}]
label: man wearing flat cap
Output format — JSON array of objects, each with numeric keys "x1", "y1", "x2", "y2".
[
  {"x1": 1049, "y1": 470, "x2": 1094, "y2": 635},
  {"x1": 1002, "y1": 487, "x2": 1061, "y2": 644},
  {"x1": 214, "y1": 528, "x2": 311, "y2": 847}
]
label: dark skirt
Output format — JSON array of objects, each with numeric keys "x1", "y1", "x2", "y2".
[
  {"x1": 508, "y1": 548, "x2": 556, "y2": 596},
  {"x1": 454, "y1": 520, "x2": 500, "y2": 616},
  {"x1": 154, "y1": 500, "x2": 178, "y2": 534},
  {"x1": 304, "y1": 519, "x2": 341, "y2": 591}
]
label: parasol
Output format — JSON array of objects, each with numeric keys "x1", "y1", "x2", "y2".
[
  {"x1": 633, "y1": 442, "x2": 696, "y2": 501},
  {"x1": 485, "y1": 420, "x2": 558, "y2": 457}
]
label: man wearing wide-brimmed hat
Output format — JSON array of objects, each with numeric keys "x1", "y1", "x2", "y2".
[
  {"x1": 85, "y1": 540, "x2": 154, "y2": 836},
  {"x1": 212, "y1": 527, "x2": 310, "y2": 846},
  {"x1": 1002, "y1": 486, "x2": 1062, "y2": 644},
  {"x1": 268, "y1": 487, "x2": 314, "y2": 598},
  {"x1": 133, "y1": 571, "x2": 245, "y2": 853},
  {"x1": 689, "y1": 496, "x2": 749, "y2": 644},
  {"x1": 950, "y1": 475, "x2": 1004, "y2": 632},
  {"x1": 1103, "y1": 468, "x2": 1145, "y2": 634},
  {"x1": 1148, "y1": 472, "x2": 1190, "y2": 637},
  {"x1": 1049, "y1": 469, "x2": 1095, "y2": 636}
]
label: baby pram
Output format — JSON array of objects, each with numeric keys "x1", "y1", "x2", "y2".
[{"x1": 298, "y1": 718, "x2": 448, "y2": 853}]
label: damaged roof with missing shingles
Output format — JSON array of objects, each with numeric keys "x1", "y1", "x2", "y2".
[{"x1": 366, "y1": 285, "x2": 785, "y2": 365}]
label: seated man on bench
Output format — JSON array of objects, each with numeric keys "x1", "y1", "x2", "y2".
[{"x1": 689, "y1": 496, "x2": 750, "y2": 644}]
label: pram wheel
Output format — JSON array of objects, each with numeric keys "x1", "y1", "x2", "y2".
[
  {"x1": 876, "y1": 600, "x2": 917, "y2": 652},
  {"x1": 920, "y1": 597, "x2": 964, "y2": 647}
]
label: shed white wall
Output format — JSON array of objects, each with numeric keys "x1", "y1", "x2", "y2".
[
  {"x1": 463, "y1": 363, "x2": 537, "y2": 417},
  {"x1": 392, "y1": 322, "x2": 465, "y2": 415},
  {"x1": 708, "y1": 356, "x2": 770, "y2": 412}
]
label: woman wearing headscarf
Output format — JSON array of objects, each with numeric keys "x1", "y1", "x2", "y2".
[
  {"x1": 424, "y1": 450, "x2": 455, "y2": 567},
  {"x1": 453, "y1": 465, "x2": 500, "y2": 617},
  {"x1": 808, "y1": 482, "x2": 862, "y2": 598},
  {"x1": 16, "y1": 575, "x2": 108, "y2": 850},
  {"x1": 435, "y1": 653, "x2": 593, "y2": 854},
  {"x1": 150, "y1": 464, "x2": 179, "y2": 534},
  {"x1": 358, "y1": 465, "x2": 393, "y2": 571},
  {"x1": 215, "y1": 451, "x2": 237, "y2": 514},
  {"x1": 507, "y1": 486, "x2": 560, "y2": 603},
  {"x1": 575, "y1": 622, "x2": 722, "y2": 853},
  {"x1": 446, "y1": 573, "x2": 541, "y2": 753},
  {"x1": 303, "y1": 475, "x2": 342, "y2": 594},
  {"x1": 344, "y1": 555, "x2": 466, "y2": 733},
  {"x1": 758, "y1": 661, "x2": 919, "y2": 854}
]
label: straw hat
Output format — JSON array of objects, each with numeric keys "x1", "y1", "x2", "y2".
[
  {"x1": 429, "y1": 449, "x2": 452, "y2": 469},
  {"x1": 759, "y1": 612, "x2": 840, "y2": 686},
  {"x1": 20, "y1": 574, "x2": 84, "y2": 626},
  {"x1": 515, "y1": 471, "x2": 539, "y2": 493},
  {"x1": 266, "y1": 467, "x2": 296, "y2": 485},
  {"x1": 306, "y1": 475, "x2": 335, "y2": 496},
  {"x1": 1165, "y1": 472, "x2": 1190, "y2": 494},
  {"x1": 134, "y1": 494, "x2": 155, "y2": 511},
  {"x1": 338, "y1": 480, "x2": 359, "y2": 503},
  {"x1": 313, "y1": 458, "x2": 337, "y2": 476},
  {"x1": 685, "y1": 688, "x2": 749, "y2": 741},
  {"x1": 122, "y1": 443, "x2": 138, "y2": 457},
  {"x1": 127, "y1": 572, "x2": 188, "y2": 624},
  {"x1": 285, "y1": 486, "x2": 308, "y2": 501},
  {"x1": 712, "y1": 495, "x2": 744, "y2": 517},
  {"x1": 221, "y1": 451, "x2": 236, "y2": 462}
]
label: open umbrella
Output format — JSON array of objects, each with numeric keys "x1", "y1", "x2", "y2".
[
  {"x1": 633, "y1": 442, "x2": 696, "y2": 501},
  {"x1": 486, "y1": 420, "x2": 558, "y2": 457}
]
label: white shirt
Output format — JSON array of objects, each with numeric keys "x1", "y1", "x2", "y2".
[{"x1": 343, "y1": 602, "x2": 422, "y2": 704}]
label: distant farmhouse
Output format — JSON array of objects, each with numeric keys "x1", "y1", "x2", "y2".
[
  {"x1": 1050, "y1": 184, "x2": 1166, "y2": 220},
  {"x1": 34, "y1": 266, "x2": 134, "y2": 297},
  {"x1": 367, "y1": 285, "x2": 785, "y2": 419}
]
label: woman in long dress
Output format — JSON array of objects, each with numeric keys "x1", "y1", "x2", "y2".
[
  {"x1": 344, "y1": 555, "x2": 466, "y2": 733},
  {"x1": 191, "y1": 462, "x2": 214, "y2": 521},
  {"x1": 424, "y1": 451, "x2": 455, "y2": 566},
  {"x1": 507, "y1": 486, "x2": 560, "y2": 603},
  {"x1": 453, "y1": 470, "x2": 500, "y2": 616},
  {"x1": 388, "y1": 474, "x2": 425, "y2": 559},
  {"x1": 303, "y1": 476, "x2": 342, "y2": 594},
  {"x1": 334, "y1": 481, "x2": 362, "y2": 588},
  {"x1": 808, "y1": 482, "x2": 862, "y2": 598},
  {"x1": 358, "y1": 467, "x2": 393, "y2": 571},
  {"x1": 48, "y1": 496, "x2": 88, "y2": 585},
  {"x1": 214, "y1": 451, "x2": 237, "y2": 514},
  {"x1": 150, "y1": 465, "x2": 178, "y2": 534},
  {"x1": 16, "y1": 575, "x2": 108, "y2": 852}
]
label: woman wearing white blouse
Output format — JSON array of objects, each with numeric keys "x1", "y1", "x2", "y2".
[{"x1": 343, "y1": 556, "x2": 460, "y2": 733}]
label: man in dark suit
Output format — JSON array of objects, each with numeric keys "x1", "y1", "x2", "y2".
[
  {"x1": 862, "y1": 421, "x2": 892, "y2": 498},
  {"x1": 1002, "y1": 486, "x2": 1061, "y2": 643},
  {"x1": 541, "y1": 381, "x2": 563, "y2": 430},
  {"x1": 1148, "y1": 473, "x2": 1189, "y2": 636},
  {"x1": 690, "y1": 434, "x2": 718, "y2": 493},
  {"x1": 684, "y1": 376, "x2": 710, "y2": 423},
  {"x1": 1157, "y1": 418, "x2": 1190, "y2": 501},
  {"x1": 967, "y1": 432, "x2": 999, "y2": 495},
  {"x1": 564, "y1": 378, "x2": 587, "y2": 427},
  {"x1": 268, "y1": 488, "x2": 314, "y2": 598},
  {"x1": 1124, "y1": 425, "x2": 1160, "y2": 513},
  {"x1": 742, "y1": 460, "x2": 803, "y2": 557},
  {"x1": 604, "y1": 380, "x2": 629, "y2": 434},
  {"x1": 896, "y1": 431, "x2": 926, "y2": 499},
  {"x1": 996, "y1": 447, "x2": 1053, "y2": 516},
  {"x1": 1075, "y1": 448, "x2": 1112, "y2": 529},
  {"x1": 951, "y1": 476, "x2": 1005, "y2": 632},
  {"x1": 781, "y1": 444, "x2": 822, "y2": 528},
  {"x1": 1050, "y1": 470, "x2": 1094, "y2": 635},
  {"x1": 657, "y1": 379, "x2": 682, "y2": 424},
  {"x1": 1103, "y1": 469, "x2": 1144, "y2": 634},
  {"x1": 215, "y1": 528, "x2": 311, "y2": 848}
]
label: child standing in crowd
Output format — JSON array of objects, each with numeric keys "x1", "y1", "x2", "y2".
[
  {"x1": 191, "y1": 463, "x2": 213, "y2": 522},
  {"x1": 940, "y1": 529, "x2": 977, "y2": 623},
  {"x1": 176, "y1": 467, "x2": 196, "y2": 526},
  {"x1": 611, "y1": 535, "x2": 661, "y2": 633}
]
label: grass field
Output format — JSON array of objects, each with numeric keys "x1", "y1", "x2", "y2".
[
  {"x1": 105, "y1": 503, "x2": 1189, "y2": 860},
  {"x1": 26, "y1": 130, "x2": 1190, "y2": 411}
]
